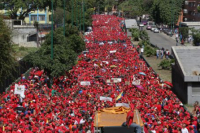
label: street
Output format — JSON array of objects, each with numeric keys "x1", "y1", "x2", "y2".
[{"x1": 146, "y1": 29, "x2": 177, "y2": 51}]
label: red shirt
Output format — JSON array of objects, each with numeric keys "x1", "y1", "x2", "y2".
[{"x1": 126, "y1": 110, "x2": 134, "y2": 126}]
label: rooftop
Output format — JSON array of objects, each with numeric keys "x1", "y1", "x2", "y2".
[
  {"x1": 125, "y1": 19, "x2": 138, "y2": 29},
  {"x1": 172, "y1": 46, "x2": 200, "y2": 81}
]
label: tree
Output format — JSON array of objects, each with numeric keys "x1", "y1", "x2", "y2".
[
  {"x1": 0, "y1": 0, "x2": 61, "y2": 20},
  {"x1": 24, "y1": 24, "x2": 85, "y2": 77},
  {"x1": 150, "y1": 0, "x2": 184, "y2": 25},
  {"x1": 0, "y1": 15, "x2": 16, "y2": 85},
  {"x1": 130, "y1": 28, "x2": 140, "y2": 41},
  {"x1": 179, "y1": 27, "x2": 189, "y2": 41},
  {"x1": 191, "y1": 28, "x2": 200, "y2": 46}
]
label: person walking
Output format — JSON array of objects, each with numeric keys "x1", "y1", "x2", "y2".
[
  {"x1": 165, "y1": 49, "x2": 170, "y2": 59},
  {"x1": 156, "y1": 49, "x2": 160, "y2": 59},
  {"x1": 160, "y1": 49, "x2": 164, "y2": 59}
]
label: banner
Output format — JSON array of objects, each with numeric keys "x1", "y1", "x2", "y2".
[
  {"x1": 110, "y1": 50, "x2": 116, "y2": 53},
  {"x1": 99, "y1": 42, "x2": 104, "y2": 45},
  {"x1": 80, "y1": 81, "x2": 91, "y2": 86},
  {"x1": 14, "y1": 84, "x2": 25, "y2": 98},
  {"x1": 102, "y1": 61, "x2": 109, "y2": 64},
  {"x1": 106, "y1": 79, "x2": 111, "y2": 83},
  {"x1": 115, "y1": 103, "x2": 130, "y2": 108},
  {"x1": 111, "y1": 78, "x2": 122, "y2": 83},
  {"x1": 132, "y1": 79, "x2": 141, "y2": 85},
  {"x1": 100, "y1": 96, "x2": 113, "y2": 102}
]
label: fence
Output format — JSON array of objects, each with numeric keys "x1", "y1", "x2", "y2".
[{"x1": 0, "y1": 58, "x2": 33, "y2": 93}]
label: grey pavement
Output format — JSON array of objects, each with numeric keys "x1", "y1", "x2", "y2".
[{"x1": 146, "y1": 30, "x2": 177, "y2": 51}]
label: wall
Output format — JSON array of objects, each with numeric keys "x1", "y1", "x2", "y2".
[
  {"x1": 12, "y1": 28, "x2": 37, "y2": 47},
  {"x1": 188, "y1": 82, "x2": 200, "y2": 104},
  {"x1": 172, "y1": 63, "x2": 188, "y2": 103}
]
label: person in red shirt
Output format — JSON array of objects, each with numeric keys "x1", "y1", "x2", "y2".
[{"x1": 122, "y1": 108, "x2": 142, "y2": 133}]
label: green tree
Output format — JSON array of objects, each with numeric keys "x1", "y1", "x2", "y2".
[
  {"x1": 150, "y1": 0, "x2": 184, "y2": 25},
  {"x1": 191, "y1": 28, "x2": 200, "y2": 46},
  {"x1": 0, "y1": 0, "x2": 61, "y2": 20},
  {"x1": 179, "y1": 27, "x2": 189, "y2": 41},
  {"x1": 0, "y1": 15, "x2": 16, "y2": 85},
  {"x1": 130, "y1": 28, "x2": 140, "y2": 41},
  {"x1": 24, "y1": 24, "x2": 85, "y2": 77}
]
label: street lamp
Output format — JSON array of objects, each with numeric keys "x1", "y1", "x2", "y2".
[
  {"x1": 63, "y1": 0, "x2": 66, "y2": 36},
  {"x1": 51, "y1": 0, "x2": 54, "y2": 60}
]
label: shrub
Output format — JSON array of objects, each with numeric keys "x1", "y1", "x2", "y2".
[
  {"x1": 158, "y1": 59, "x2": 174, "y2": 70},
  {"x1": 145, "y1": 46, "x2": 156, "y2": 57}
]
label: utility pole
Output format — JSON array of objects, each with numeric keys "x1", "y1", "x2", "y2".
[
  {"x1": 72, "y1": 0, "x2": 74, "y2": 25},
  {"x1": 75, "y1": 0, "x2": 78, "y2": 26},
  {"x1": 79, "y1": 3, "x2": 82, "y2": 31},
  {"x1": 63, "y1": 0, "x2": 66, "y2": 35},
  {"x1": 172, "y1": 0, "x2": 174, "y2": 33},
  {"x1": 83, "y1": 0, "x2": 85, "y2": 32},
  {"x1": 51, "y1": 0, "x2": 54, "y2": 60}
]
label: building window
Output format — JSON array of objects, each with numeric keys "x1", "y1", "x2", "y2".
[
  {"x1": 31, "y1": 15, "x2": 37, "y2": 21},
  {"x1": 39, "y1": 15, "x2": 45, "y2": 21},
  {"x1": 49, "y1": 15, "x2": 52, "y2": 21},
  {"x1": 188, "y1": 2, "x2": 195, "y2": 7}
]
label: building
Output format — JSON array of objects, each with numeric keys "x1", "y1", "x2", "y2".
[
  {"x1": 124, "y1": 19, "x2": 139, "y2": 37},
  {"x1": 172, "y1": 46, "x2": 200, "y2": 104},
  {"x1": 182, "y1": 0, "x2": 200, "y2": 22},
  {"x1": 0, "y1": 7, "x2": 52, "y2": 24}
]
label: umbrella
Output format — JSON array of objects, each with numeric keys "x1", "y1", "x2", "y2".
[
  {"x1": 138, "y1": 72, "x2": 146, "y2": 76},
  {"x1": 164, "y1": 81, "x2": 173, "y2": 87},
  {"x1": 110, "y1": 65, "x2": 117, "y2": 68}
]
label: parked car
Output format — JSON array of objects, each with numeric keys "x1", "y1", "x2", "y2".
[
  {"x1": 139, "y1": 23, "x2": 144, "y2": 27},
  {"x1": 151, "y1": 26, "x2": 156, "y2": 31},
  {"x1": 153, "y1": 28, "x2": 159, "y2": 33},
  {"x1": 146, "y1": 25, "x2": 152, "y2": 30}
]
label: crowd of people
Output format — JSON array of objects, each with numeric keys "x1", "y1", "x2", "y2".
[{"x1": 0, "y1": 15, "x2": 199, "y2": 133}]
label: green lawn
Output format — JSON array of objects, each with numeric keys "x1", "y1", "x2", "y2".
[{"x1": 12, "y1": 44, "x2": 38, "y2": 60}]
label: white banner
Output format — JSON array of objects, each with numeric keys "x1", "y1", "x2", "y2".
[
  {"x1": 99, "y1": 42, "x2": 104, "y2": 45},
  {"x1": 106, "y1": 79, "x2": 111, "y2": 83},
  {"x1": 110, "y1": 50, "x2": 116, "y2": 53},
  {"x1": 100, "y1": 96, "x2": 113, "y2": 102},
  {"x1": 115, "y1": 103, "x2": 130, "y2": 108},
  {"x1": 80, "y1": 81, "x2": 91, "y2": 86},
  {"x1": 102, "y1": 61, "x2": 109, "y2": 64},
  {"x1": 111, "y1": 78, "x2": 122, "y2": 83},
  {"x1": 132, "y1": 80, "x2": 141, "y2": 85},
  {"x1": 14, "y1": 84, "x2": 25, "y2": 98}
]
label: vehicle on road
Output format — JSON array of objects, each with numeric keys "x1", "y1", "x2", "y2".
[
  {"x1": 151, "y1": 25, "x2": 156, "y2": 31},
  {"x1": 146, "y1": 25, "x2": 152, "y2": 30},
  {"x1": 139, "y1": 23, "x2": 144, "y2": 27},
  {"x1": 153, "y1": 28, "x2": 160, "y2": 33}
]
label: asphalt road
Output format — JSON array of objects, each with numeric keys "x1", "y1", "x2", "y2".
[{"x1": 146, "y1": 29, "x2": 177, "y2": 51}]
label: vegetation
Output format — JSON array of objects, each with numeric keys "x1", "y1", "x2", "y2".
[
  {"x1": 0, "y1": 16, "x2": 16, "y2": 85},
  {"x1": 158, "y1": 59, "x2": 175, "y2": 70},
  {"x1": 24, "y1": 24, "x2": 85, "y2": 77},
  {"x1": 118, "y1": 0, "x2": 153, "y2": 18},
  {"x1": 12, "y1": 45, "x2": 38, "y2": 60},
  {"x1": 150, "y1": 0, "x2": 184, "y2": 25},
  {"x1": 179, "y1": 27, "x2": 189, "y2": 41},
  {"x1": 130, "y1": 28, "x2": 140, "y2": 41},
  {"x1": 191, "y1": 28, "x2": 200, "y2": 46},
  {"x1": 0, "y1": 0, "x2": 61, "y2": 20},
  {"x1": 145, "y1": 46, "x2": 156, "y2": 57}
]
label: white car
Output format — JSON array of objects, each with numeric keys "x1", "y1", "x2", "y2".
[
  {"x1": 139, "y1": 23, "x2": 144, "y2": 27},
  {"x1": 154, "y1": 28, "x2": 160, "y2": 33},
  {"x1": 151, "y1": 26, "x2": 156, "y2": 31}
]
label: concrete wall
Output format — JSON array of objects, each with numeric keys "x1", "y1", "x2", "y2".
[
  {"x1": 188, "y1": 82, "x2": 200, "y2": 104},
  {"x1": 12, "y1": 29, "x2": 37, "y2": 47},
  {"x1": 172, "y1": 63, "x2": 188, "y2": 103}
]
